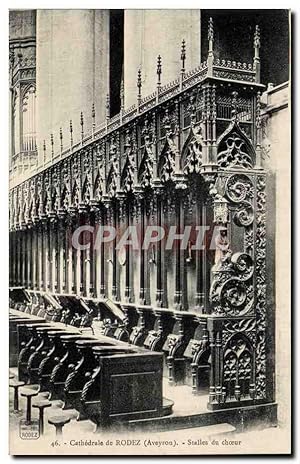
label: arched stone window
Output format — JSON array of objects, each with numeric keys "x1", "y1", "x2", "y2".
[{"x1": 22, "y1": 85, "x2": 36, "y2": 152}]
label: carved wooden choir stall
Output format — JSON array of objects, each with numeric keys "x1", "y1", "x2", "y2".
[{"x1": 9, "y1": 20, "x2": 277, "y2": 431}]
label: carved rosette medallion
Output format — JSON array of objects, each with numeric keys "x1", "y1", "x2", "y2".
[{"x1": 210, "y1": 252, "x2": 254, "y2": 316}]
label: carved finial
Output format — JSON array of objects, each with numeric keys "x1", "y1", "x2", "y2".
[
  {"x1": 189, "y1": 93, "x2": 196, "y2": 126},
  {"x1": 253, "y1": 25, "x2": 261, "y2": 83},
  {"x1": 231, "y1": 91, "x2": 239, "y2": 120},
  {"x1": 80, "y1": 112, "x2": 84, "y2": 140},
  {"x1": 50, "y1": 134, "x2": 54, "y2": 158},
  {"x1": 43, "y1": 140, "x2": 46, "y2": 163},
  {"x1": 120, "y1": 80, "x2": 124, "y2": 110},
  {"x1": 106, "y1": 94, "x2": 110, "y2": 120},
  {"x1": 208, "y1": 17, "x2": 214, "y2": 43},
  {"x1": 124, "y1": 129, "x2": 131, "y2": 149},
  {"x1": 181, "y1": 39, "x2": 186, "y2": 74},
  {"x1": 256, "y1": 91, "x2": 262, "y2": 129},
  {"x1": 163, "y1": 106, "x2": 171, "y2": 136},
  {"x1": 254, "y1": 25, "x2": 261, "y2": 50},
  {"x1": 92, "y1": 103, "x2": 95, "y2": 132},
  {"x1": 59, "y1": 127, "x2": 63, "y2": 152},
  {"x1": 137, "y1": 69, "x2": 142, "y2": 102},
  {"x1": 207, "y1": 17, "x2": 214, "y2": 75},
  {"x1": 69, "y1": 120, "x2": 73, "y2": 146},
  {"x1": 157, "y1": 55, "x2": 162, "y2": 87}
]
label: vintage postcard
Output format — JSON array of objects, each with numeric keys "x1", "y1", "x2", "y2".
[{"x1": 8, "y1": 9, "x2": 291, "y2": 455}]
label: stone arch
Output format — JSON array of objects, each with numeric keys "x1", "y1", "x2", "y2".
[{"x1": 217, "y1": 120, "x2": 256, "y2": 169}]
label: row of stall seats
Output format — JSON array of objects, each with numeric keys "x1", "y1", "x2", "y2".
[
  {"x1": 10, "y1": 288, "x2": 211, "y2": 392},
  {"x1": 10, "y1": 298, "x2": 173, "y2": 429},
  {"x1": 9, "y1": 288, "x2": 211, "y2": 427},
  {"x1": 95, "y1": 300, "x2": 211, "y2": 390}
]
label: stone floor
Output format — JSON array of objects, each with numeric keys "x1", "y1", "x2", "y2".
[{"x1": 9, "y1": 367, "x2": 289, "y2": 455}]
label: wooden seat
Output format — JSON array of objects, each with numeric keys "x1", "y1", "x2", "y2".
[
  {"x1": 20, "y1": 388, "x2": 39, "y2": 424},
  {"x1": 48, "y1": 415, "x2": 71, "y2": 437},
  {"x1": 9, "y1": 380, "x2": 25, "y2": 411},
  {"x1": 32, "y1": 400, "x2": 52, "y2": 435}
]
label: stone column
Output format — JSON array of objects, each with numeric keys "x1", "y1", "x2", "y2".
[
  {"x1": 155, "y1": 193, "x2": 164, "y2": 307},
  {"x1": 10, "y1": 231, "x2": 15, "y2": 286},
  {"x1": 112, "y1": 204, "x2": 120, "y2": 301},
  {"x1": 98, "y1": 209, "x2": 106, "y2": 298},
  {"x1": 195, "y1": 201, "x2": 204, "y2": 310},
  {"x1": 51, "y1": 221, "x2": 58, "y2": 293},
  {"x1": 46, "y1": 221, "x2": 51, "y2": 292},
  {"x1": 58, "y1": 219, "x2": 67, "y2": 293},
  {"x1": 66, "y1": 216, "x2": 73, "y2": 294},
  {"x1": 37, "y1": 224, "x2": 43, "y2": 290},
  {"x1": 27, "y1": 228, "x2": 32, "y2": 289},
  {"x1": 124, "y1": 10, "x2": 201, "y2": 107},
  {"x1": 32, "y1": 227, "x2": 37, "y2": 290},
  {"x1": 139, "y1": 198, "x2": 146, "y2": 305},
  {"x1": 94, "y1": 211, "x2": 101, "y2": 298},
  {"x1": 9, "y1": 231, "x2": 12, "y2": 286},
  {"x1": 36, "y1": 10, "x2": 110, "y2": 163},
  {"x1": 88, "y1": 211, "x2": 95, "y2": 297},
  {"x1": 173, "y1": 195, "x2": 184, "y2": 310}
]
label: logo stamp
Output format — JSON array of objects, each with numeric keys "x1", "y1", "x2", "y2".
[{"x1": 19, "y1": 419, "x2": 40, "y2": 440}]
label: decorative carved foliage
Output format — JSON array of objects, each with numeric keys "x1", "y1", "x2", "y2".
[
  {"x1": 139, "y1": 122, "x2": 154, "y2": 188},
  {"x1": 82, "y1": 177, "x2": 91, "y2": 205},
  {"x1": 222, "y1": 318, "x2": 256, "y2": 346},
  {"x1": 233, "y1": 201, "x2": 254, "y2": 227},
  {"x1": 44, "y1": 173, "x2": 52, "y2": 216},
  {"x1": 93, "y1": 171, "x2": 103, "y2": 202},
  {"x1": 71, "y1": 154, "x2": 80, "y2": 182},
  {"x1": 121, "y1": 133, "x2": 135, "y2": 193},
  {"x1": 139, "y1": 149, "x2": 153, "y2": 188},
  {"x1": 158, "y1": 141, "x2": 176, "y2": 183},
  {"x1": 60, "y1": 185, "x2": 70, "y2": 211},
  {"x1": 106, "y1": 161, "x2": 118, "y2": 198},
  {"x1": 158, "y1": 106, "x2": 177, "y2": 183},
  {"x1": 217, "y1": 120, "x2": 255, "y2": 169},
  {"x1": 225, "y1": 174, "x2": 254, "y2": 203},
  {"x1": 213, "y1": 195, "x2": 228, "y2": 224},
  {"x1": 223, "y1": 333, "x2": 254, "y2": 401},
  {"x1": 255, "y1": 175, "x2": 267, "y2": 399},
  {"x1": 181, "y1": 124, "x2": 203, "y2": 174},
  {"x1": 81, "y1": 148, "x2": 91, "y2": 176},
  {"x1": 209, "y1": 252, "x2": 254, "y2": 316},
  {"x1": 71, "y1": 182, "x2": 80, "y2": 208}
]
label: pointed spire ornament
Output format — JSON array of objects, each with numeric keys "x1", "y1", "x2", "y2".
[
  {"x1": 43, "y1": 140, "x2": 46, "y2": 164},
  {"x1": 92, "y1": 103, "x2": 96, "y2": 134},
  {"x1": 254, "y1": 25, "x2": 261, "y2": 50},
  {"x1": 181, "y1": 39, "x2": 186, "y2": 74},
  {"x1": 208, "y1": 17, "x2": 214, "y2": 43},
  {"x1": 207, "y1": 17, "x2": 214, "y2": 76},
  {"x1": 106, "y1": 94, "x2": 110, "y2": 121},
  {"x1": 120, "y1": 80, "x2": 124, "y2": 112},
  {"x1": 80, "y1": 111, "x2": 84, "y2": 141},
  {"x1": 157, "y1": 55, "x2": 162, "y2": 88},
  {"x1": 59, "y1": 127, "x2": 63, "y2": 153},
  {"x1": 253, "y1": 25, "x2": 261, "y2": 83},
  {"x1": 70, "y1": 120, "x2": 73, "y2": 147},
  {"x1": 50, "y1": 133, "x2": 54, "y2": 159},
  {"x1": 137, "y1": 69, "x2": 142, "y2": 104},
  {"x1": 231, "y1": 91, "x2": 239, "y2": 121}
]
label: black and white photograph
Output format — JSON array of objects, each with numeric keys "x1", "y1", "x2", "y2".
[{"x1": 7, "y1": 7, "x2": 291, "y2": 456}]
